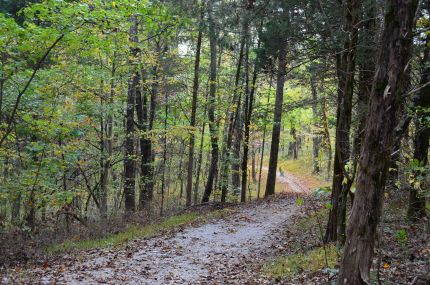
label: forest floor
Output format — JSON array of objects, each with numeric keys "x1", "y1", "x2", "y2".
[
  {"x1": 2, "y1": 167, "x2": 428, "y2": 284},
  {"x1": 1, "y1": 169, "x2": 311, "y2": 284}
]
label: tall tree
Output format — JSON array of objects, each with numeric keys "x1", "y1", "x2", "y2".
[
  {"x1": 185, "y1": 8, "x2": 203, "y2": 207},
  {"x1": 124, "y1": 15, "x2": 139, "y2": 214},
  {"x1": 139, "y1": 39, "x2": 163, "y2": 211},
  {"x1": 219, "y1": 19, "x2": 247, "y2": 203},
  {"x1": 407, "y1": 34, "x2": 429, "y2": 221},
  {"x1": 99, "y1": 46, "x2": 117, "y2": 219},
  {"x1": 257, "y1": 73, "x2": 273, "y2": 199},
  {"x1": 338, "y1": 0, "x2": 419, "y2": 282},
  {"x1": 265, "y1": 43, "x2": 287, "y2": 197},
  {"x1": 352, "y1": 1, "x2": 377, "y2": 181},
  {"x1": 201, "y1": 0, "x2": 219, "y2": 203},
  {"x1": 263, "y1": 2, "x2": 292, "y2": 198},
  {"x1": 325, "y1": 0, "x2": 360, "y2": 243},
  {"x1": 241, "y1": 36, "x2": 260, "y2": 202},
  {"x1": 231, "y1": 91, "x2": 243, "y2": 192},
  {"x1": 310, "y1": 74, "x2": 321, "y2": 175}
]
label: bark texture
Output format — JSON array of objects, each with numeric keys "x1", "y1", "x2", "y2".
[
  {"x1": 124, "y1": 16, "x2": 139, "y2": 213},
  {"x1": 186, "y1": 10, "x2": 203, "y2": 206},
  {"x1": 202, "y1": 0, "x2": 219, "y2": 203},
  {"x1": 325, "y1": 0, "x2": 360, "y2": 243},
  {"x1": 337, "y1": 0, "x2": 419, "y2": 283},
  {"x1": 265, "y1": 46, "x2": 287, "y2": 197},
  {"x1": 241, "y1": 39, "x2": 259, "y2": 202}
]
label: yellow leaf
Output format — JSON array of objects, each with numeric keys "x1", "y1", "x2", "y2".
[{"x1": 383, "y1": 263, "x2": 390, "y2": 269}]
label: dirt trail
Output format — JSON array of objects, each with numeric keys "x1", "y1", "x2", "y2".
[
  {"x1": 261, "y1": 166, "x2": 310, "y2": 193},
  {"x1": 4, "y1": 171, "x2": 308, "y2": 285}
]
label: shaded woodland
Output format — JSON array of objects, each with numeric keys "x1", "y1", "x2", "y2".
[{"x1": 0, "y1": 0, "x2": 429, "y2": 284}]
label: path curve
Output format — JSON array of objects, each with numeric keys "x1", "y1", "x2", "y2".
[
  {"x1": 4, "y1": 173, "x2": 310, "y2": 285},
  {"x1": 261, "y1": 166, "x2": 310, "y2": 193}
]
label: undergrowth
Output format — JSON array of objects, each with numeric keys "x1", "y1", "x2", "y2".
[{"x1": 263, "y1": 244, "x2": 338, "y2": 279}]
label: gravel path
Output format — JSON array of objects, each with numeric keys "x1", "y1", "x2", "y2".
[
  {"x1": 3, "y1": 171, "x2": 309, "y2": 285},
  {"x1": 262, "y1": 166, "x2": 310, "y2": 193}
]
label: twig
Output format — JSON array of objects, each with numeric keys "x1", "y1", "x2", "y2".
[{"x1": 61, "y1": 211, "x2": 88, "y2": 228}]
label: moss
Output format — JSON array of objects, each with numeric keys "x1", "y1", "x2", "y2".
[{"x1": 263, "y1": 244, "x2": 338, "y2": 279}]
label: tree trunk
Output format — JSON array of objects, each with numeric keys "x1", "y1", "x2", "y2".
[
  {"x1": 202, "y1": 0, "x2": 219, "y2": 203},
  {"x1": 408, "y1": 34, "x2": 429, "y2": 221},
  {"x1": 99, "y1": 48, "x2": 117, "y2": 219},
  {"x1": 124, "y1": 16, "x2": 138, "y2": 214},
  {"x1": 160, "y1": 87, "x2": 168, "y2": 216},
  {"x1": 11, "y1": 195, "x2": 21, "y2": 224},
  {"x1": 257, "y1": 73, "x2": 273, "y2": 199},
  {"x1": 325, "y1": 0, "x2": 360, "y2": 243},
  {"x1": 8, "y1": 157, "x2": 21, "y2": 224},
  {"x1": 288, "y1": 127, "x2": 298, "y2": 160},
  {"x1": 186, "y1": 10, "x2": 203, "y2": 207},
  {"x1": 194, "y1": 90, "x2": 208, "y2": 204},
  {"x1": 99, "y1": 93, "x2": 108, "y2": 218},
  {"x1": 311, "y1": 76, "x2": 321, "y2": 174},
  {"x1": 179, "y1": 144, "x2": 185, "y2": 199},
  {"x1": 241, "y1": 37, "x2": 258, "y2": 203},
  {"x1": 251, "y1": 146, "x2": 257, "y2": 183},
  {"x1": 265, "y1": 45, "x2": 287, "y2": 198},
  {"x1": 239, "y1": 2, "x2": 258, "y2": 201},
  {"x1": 219, "y1": 25, "x2": 246, "y2": 203},
  {"x1": 231, "y1": 99, "x2": 243, "y2": 193},
  {"x1": 350, "y1": 2, "x2": 376, "y2": 204},
  {"x1": 321, "y1": 96, "x2": 332, "y2": 181},
  {"x1": 138, "y1": 63, "x2": 157, "y2": 211},
  {"x1": 325, "y1": 58, "x2": 345, "y2": 243},
  {"x1": 337, "y1": 0, "x2": 418, "y2": 283},
  {"x1": 336, "y1": 0, "x2": 360, "y2": 246}
]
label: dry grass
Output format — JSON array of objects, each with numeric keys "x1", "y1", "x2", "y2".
[
  {"x1": 47, "y1": 208, "x2": 231, "y2": 254},
  {"x1": 263, "y1": 244, "x2": 338, "y2": 279}
]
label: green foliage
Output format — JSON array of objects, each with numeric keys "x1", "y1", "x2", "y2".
[
  {"x1": 0, "y1": 0, "x2": 337, "y2": 239},
  {"x1": 314, "y1": 186, "x2": 332, "y2": 204},
  {"x1": 395, "y1": 228, "x2": 408, "y2": 246},
  {"x1": 256, "y1": 2, "x2": 293, "y2": 71},
  {"x1": 0, "y1": 0, "x2": 189, "y2": 226},
  {"x1": 406, "y1": 159, "x2": 429, "y2": 198}
]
